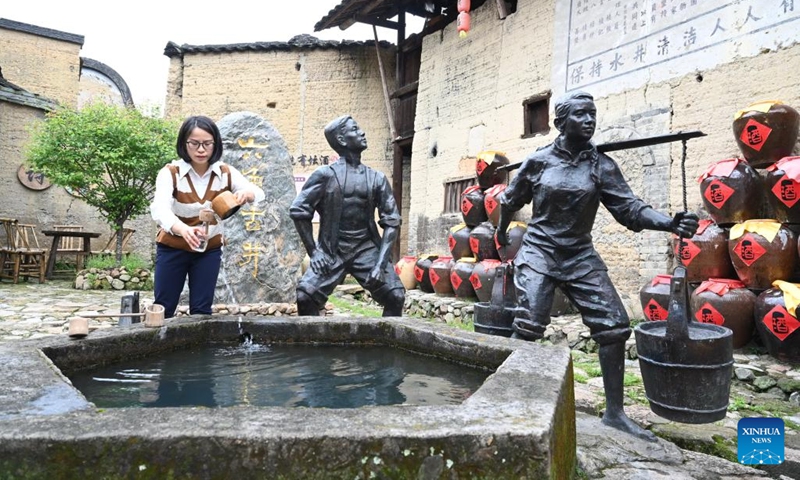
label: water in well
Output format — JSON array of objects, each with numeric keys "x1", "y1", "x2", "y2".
[{"x1": 69, "y1": 343, "x2": 490, "y2": 409}]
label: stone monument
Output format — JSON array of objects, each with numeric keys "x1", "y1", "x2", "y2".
[{"x1": 213, "y1": 111, "x2": 301, "y2": 304}]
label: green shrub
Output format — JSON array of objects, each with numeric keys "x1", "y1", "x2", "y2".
[{"x1": 86, "y1": 253, "x2": 151, "y2": 271}]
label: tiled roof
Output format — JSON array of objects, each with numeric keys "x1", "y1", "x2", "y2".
[
  {"x1": 0, "y1": 71, "x2": 58, "y2": 111},
  {"x1": 316, "y1": 0, "x2": 397, "y2": 32},
  {"x1": 0, "y1": 18, "x2": 84, "y2": 46},
  {"x1": 164, "y1": 34, "x2": 393, "y2": 58}
]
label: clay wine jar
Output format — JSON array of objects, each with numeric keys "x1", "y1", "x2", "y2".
[
  {"x1": 765, "y1": 156, "x2": 800, "y2": 224},
  {"x1": 639, "y1": 274, "x2": 672, "y2": 321},
  {"x1": 484, "y1": 184, "x2": 507, "y2": 227},
  {"x1": 430, "y1": 256, "x2": 455, "y2": 295},
  {"x1": 394, "y1": 255, "x2": 418, "y2": 291},
  {"x1": 672, "y1": 219, "x2": 734, "y2": 282},
  {"x1": 414, "y1": 255, "x2": 438, "y2": 293},
  {"x1": 475, "y1": 151, "x2": 509, "y2": 190},
  {"x1": 470, "y1": 259, "x2": 502, "y2": 303},
  {"x1": 448, "y1": 223, "x2": 474, "y2": 259},
  {"x1": 733, "y1": 101, "x2": 800, "y2": 169},
  {"x1": 690, "y1": 278, "x2": 756, "y2": 349},
  {"x1": 496, "y1": 221, "x2": 526, "y2": 263},
  {"x1": 450, "y1": 258, "x2": 477, "y2": 299},
  {"x1": 698, "y1": 158, "x2": 764, "y2": 226},
  {"x1": 754, "y1": 284, "x2": 800, "y2": 363},
  {"x1": 469, "y1": 221, "x2": 500, "y2": 261},
  {"x1": 461, "y1": 185, "x2": 488, "y2": 227},
  {"x1": 728, "y1": 220, "x2": 797, "y2": 290}
]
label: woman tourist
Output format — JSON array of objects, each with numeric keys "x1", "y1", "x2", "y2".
[{"x1": 150, "y1": 116, "x2": 265, "y2": 318}]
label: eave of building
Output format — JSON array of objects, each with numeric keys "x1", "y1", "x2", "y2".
[
  {"x1": 163, "y1": 34, "x2": 394, "y2": 58},
  {"x1": 0, "y1": 76, "x2": 58, "y2": 111},
  {"x1": 314, "y1": 0, "x2": 455, "y2": 32},
  {"x1": 0, "y1": 18, "x2": 84, "y2": 46}
]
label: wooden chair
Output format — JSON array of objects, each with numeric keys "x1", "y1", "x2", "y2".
[
  {"x1": 0, "y1": 223, "x2": 46, "y2": 283},
  {"x1": 93, "y1": 228, "x2": 135, "y2": 256},
  {"x1": 53, "y1": 225, "x2": 87, "y2": 273},
  {"x1": 0, "y1": 218, "x2": 18, "y2": 280}
]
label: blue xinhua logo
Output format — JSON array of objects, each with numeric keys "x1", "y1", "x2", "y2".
[{"x1": 738, "y1": 417, "x2": 784, "y2": 465}]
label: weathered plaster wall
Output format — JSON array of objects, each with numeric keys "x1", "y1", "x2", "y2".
[
  {"x1": 409, "y1": 0, "x2": 800, "y2": 315},
  {"x1": 0, "y1": 102, "x2": 115, "y2": 247},
  {"x1": 165, "y1": 46, "x2": 396, "y2": 181},
  {"x1": 0, "y1": 28, "x2": 81, "y2": 108}
]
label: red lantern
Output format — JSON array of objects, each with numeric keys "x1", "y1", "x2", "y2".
[
  {"x1": 458, "y1": 0, "x2": 471, "y2": 12},
  {"x1": 457, "y1": 11, "x2": 471, "y2": 38}
]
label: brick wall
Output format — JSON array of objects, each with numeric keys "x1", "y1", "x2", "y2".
[{"x1": 409, "y1": 0, "x2": 800, "y2": 316}]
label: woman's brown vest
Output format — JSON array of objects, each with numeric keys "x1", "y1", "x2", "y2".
[{"x1": 156, "y1": 164, "x2": 232, "y2": 252}]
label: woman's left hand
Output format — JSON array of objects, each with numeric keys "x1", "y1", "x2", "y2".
[{"x1": 234, "y1": 191, "x2": 255, "y2": 205}]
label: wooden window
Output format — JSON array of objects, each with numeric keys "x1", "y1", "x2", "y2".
[
  {"x1": 443, "y1": 176, "x2": 477, "y2": 214},
  {"x1": 522, "y1": 92, "x2": 551, "y2": 138}
]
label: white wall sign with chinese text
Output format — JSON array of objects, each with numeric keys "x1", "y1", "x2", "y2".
[{"x1": 552, "y1": 0, "x2": 800, "y2": 98}]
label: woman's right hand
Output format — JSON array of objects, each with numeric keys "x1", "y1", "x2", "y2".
[{"x1": 174, "y1": 223, "x2": 205, "y2": 250}]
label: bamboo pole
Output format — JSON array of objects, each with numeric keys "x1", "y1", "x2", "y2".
[{"x1": 373, "y1": 25, "x2": 397, "y2": 140}]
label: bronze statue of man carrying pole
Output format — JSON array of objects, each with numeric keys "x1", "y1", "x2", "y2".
[
  {"x1": 290, "y1": 115, "x2": 405, "y2": 317},
  {"x1": 497, "y1": 91, "x2": 699, "y2": 440}
]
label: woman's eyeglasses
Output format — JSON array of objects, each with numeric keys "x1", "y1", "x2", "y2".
[{"x1": 186, "y1": 140, "x2": 214, "y2": 150}]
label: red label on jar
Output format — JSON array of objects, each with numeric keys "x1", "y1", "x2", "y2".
[
  {"x1": 771, "y1": 174, "x2": 800, "y2": 208},
  {"x1": 694, "y1": 302, "x2": 725, "y2": 326},
  {"x1": 703, "y1": 180, "x2": 735, "y2": 208},
  {"x1": 414, "y1": 266, "x2": 424, "y2": 282},
  {"x1": 448, "y1": 234, "x2": 457, "y2": 252},
  {"x1": 675, "y1": 238, "x2": 702, "y2": 266},
  {"x1": 469, "y1": 273, "x2": 482, "y2": 290},
  {"x1": 732, "y1": 234, "x2": 767, "y2": 266},
  {"x1": 476, "y1": 159, "x2": 488, "y2": 175},
  {"x1": 451, "y1": 272, "x2": 462, "y2": 289},
  {"x1": 644, "y1": 299, "x2": 668, "y2": 321},
  {"x1": 394, "y1": 264, "x2": 401, "y2": 275},
  {"x1": 485, "y1": 196, "x2": 498, "y2": 215},
  {"x1": 429, "y1": 268, "x2": 440, "y2": 286},
  {"x1": 762, "y1": 305, "x2": 800, "y2": 341},
  {"x1": 469, "y1": 237, "x2": 480, "y2": 255},
  {"x1": 461, "y1": 197, "x2": 473, "y2": 215},
  {"x1": 739, "y1": 119, "x2": 772, "y2": 152}
]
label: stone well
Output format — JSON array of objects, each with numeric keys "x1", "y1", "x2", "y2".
[{"x1": 0, "y1": 317, "x2": 576, "y2": 479}]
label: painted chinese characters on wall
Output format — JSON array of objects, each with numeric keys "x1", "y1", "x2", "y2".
[{"x1": 552, "y1": 0, "x2": 800, "y2": 97}]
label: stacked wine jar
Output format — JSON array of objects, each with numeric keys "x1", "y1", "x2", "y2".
[
  {"x1": 639, "y1": 101, "x2": 800, "y2": 362},
  {"x1": 394, "y1": 152, "x2": 526, "y2": 319}
]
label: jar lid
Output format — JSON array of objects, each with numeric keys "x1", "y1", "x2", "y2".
[
  {"x1": 772, "y1": 280, "x2": 800, "y2": 315},
  {"x1": 650, "y1": 274, "x2": 672, "y2": 286},
  {"x1": 695, "y1": 278, "x2": 746, "y2": 296},
  {"x1": 767, "y1": 156, "x2": 800, "y2": 182},
  {"x1": 730, "y1": 220, "x2": 782, "y2": 242},
  {"x1": 697, "y1": 158, "x2": 743, "y2": 182},
  {"x1": 733, "y1": 100, "x2": 783, "y2": 120}
]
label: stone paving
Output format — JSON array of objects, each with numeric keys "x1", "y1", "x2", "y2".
[{"x1": 1, "y1": 279, "x2": 799, "y2": 478}]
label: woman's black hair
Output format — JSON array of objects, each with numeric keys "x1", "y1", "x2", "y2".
[{"x1": 176, "y1": 115, "x2": 223, "y2": 164}]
